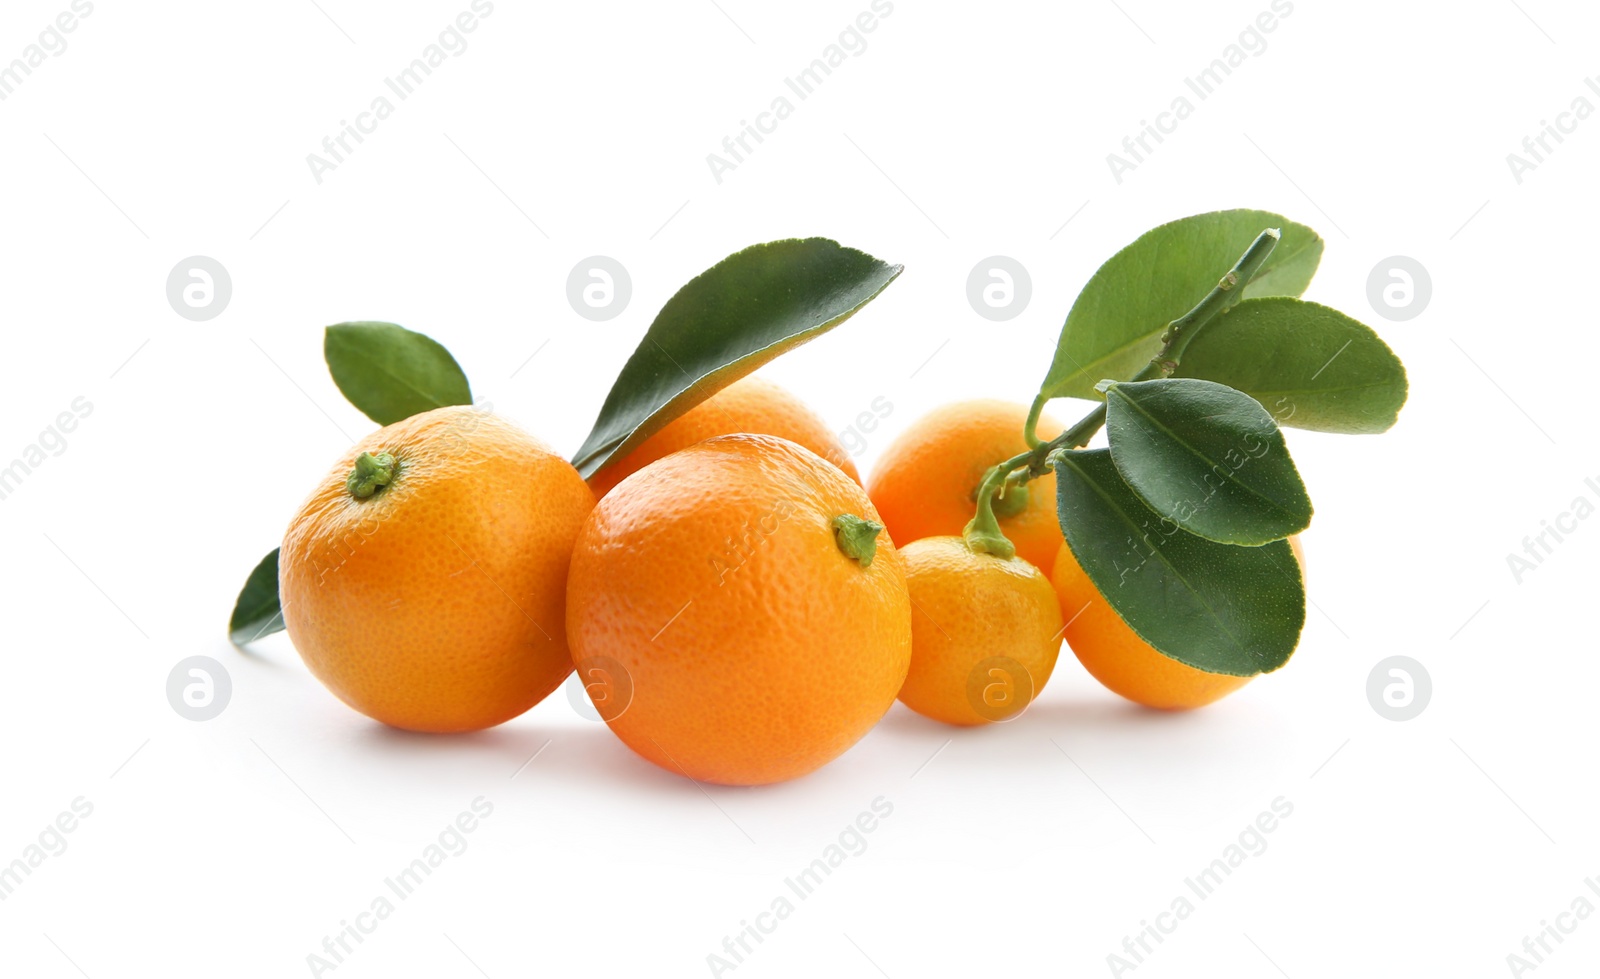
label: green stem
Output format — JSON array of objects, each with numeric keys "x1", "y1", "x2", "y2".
[
  {"x1": 1140, "y1": 226, "x2": 1280, "y2": 378},
  {"x1": 997, "y1": 227, "x2": 1283, "y2": 487},
  {"x1": 1022, "y1": 395, "x2": 1047, "y2": 449},
  {"x1": 1056, "y1": 403, "x2": 1107, "y2": 455},
  {"x1": 962, "y1": 465, "x2": 1017, "y2": 559}
]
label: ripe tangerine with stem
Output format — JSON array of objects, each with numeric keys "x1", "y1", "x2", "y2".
[
  {"x1": 566, "y1": 434, "x2": 912, "y2": 786},
  {"x1": 897, "y1": 535, "x2": 1064, "y2": 726},
  {"x1": 279, "y1": 406, "x2": 595, "y2": 733}
]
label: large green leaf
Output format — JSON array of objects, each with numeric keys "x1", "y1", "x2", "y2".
[
  {"x1": 1038, "y1": 210, "x2": 1323, "y2": 403},
  {"x1": 1055, "y1": 449, "x2": 1304, "y2": 676},
  {"x1": 229, "y1": 548, "x2": 284, "y2": 645},
  {"x1": 572, "y1": 238, "x2": 901, "y2": 479},
  {"x1": 324, "y1": 322, "x2": 473, "y2": 426},
  {"x1": 1104, "y1": 378, "x2": 1312, "y2": 546},
  {"x1": 1174, "y1": 297, "x2": 1408, "y2": 434}
]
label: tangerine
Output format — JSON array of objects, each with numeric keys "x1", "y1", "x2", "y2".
[
  {"x1": 280, "y1": 406, "x2": 594, "y2": 732},
  {"x1": 566, "y1": 434, "x2": 911, "y2": 785}
]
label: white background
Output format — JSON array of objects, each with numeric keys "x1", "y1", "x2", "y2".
[{"x1": 0, "y1": 1, "x2": 1594, "y2": 976}]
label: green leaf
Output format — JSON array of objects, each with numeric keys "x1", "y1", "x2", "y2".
[
  {"x1": 324, "y1": 322, "x2": 472, "y2": 426},
  {"x1": 572, "y1": 238, "x2": 902, "y2": 479},
  {"x1": 1055, "y1": 449, "x2": 1304, "y2": 676},
  {"x1": 1104, "y1": 378, "x2": 1312, "y2": 546},
  {"x1": 1174, "y1": 297, "x2": 1409, "y2": 434},
  {"x1": 229, "y1": 548, "x2": 284, "y2": 646},
  {"x1": 1038, "y1": 209, "x2": 1323, "y2": 403}
]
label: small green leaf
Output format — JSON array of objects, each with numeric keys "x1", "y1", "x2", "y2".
[
  {"x1": 1174, "y1": 297, "x2": 1409, "y2": 434},
  {"x1": 324, "y1": 322, "x2": 473, "y2": 426},
  {"x1": 573, "y1": 238, "x2": 901, "y2": 479},
  {"x1": 229, "y1": 548, "x2": 284, "y2": 646},
  {"x1": 1055, "y1": 449, "x2": 1304, "y2": 676},
  {"x1": 1038, "y1": 210, "x2": 1323, "y2": 403},
  {"x1": 1104, "y1": 378, "x2": 1312, "y2": 546}
]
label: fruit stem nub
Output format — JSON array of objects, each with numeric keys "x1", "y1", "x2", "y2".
[
  {"x1": 346, "y1": 451, "x2": 396, "y2": 499},
  {"x1": 832, "y1": 514, "x2": 884, "y2": 568}
]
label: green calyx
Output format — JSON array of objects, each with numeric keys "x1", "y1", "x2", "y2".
[
  {"x1": 832, "y1": 514, "x2": 883, "y2": 568},
  {"x1": 346, "y1": 451, "x2": 396, "y2": 499}
]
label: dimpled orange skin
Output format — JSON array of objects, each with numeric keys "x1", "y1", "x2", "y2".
[
  {"x1": 280, "y1": 406, "x2": 595, "y2": 733},
  {"x1": 587, "y1": 376, "x2": 860, "y2": 498},
  {"x1": 566, "y1": 434, "x2": 912, "y2": 786},
  {"x1": 1050, "y1": 536, "x2": 1306, "y2": 710},
  {"x1": 867, "y1": 400, "x2": 1066, "y2": 576},
  {"x1": 897, "y1": 537, "x2": 1064, "y2": 726}
]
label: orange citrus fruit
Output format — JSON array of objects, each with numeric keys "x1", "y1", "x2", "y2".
[
  {"x1": 280, "y1": 406, "x2": 594, "y2": 733},
  {"x1": 566, "y1": 434, "x2": 911, "y2": 785},
  {"x1": 587, "y1": 375, "x2": 859, "y2": 498},
  {"x1": 867, "y1": 400, "x2": 1065, "y2": 575},
  {"x1": 897, "y1": 537, "x2": 1063, "y2": 725},
  {"x1": 1050, "y1": 536, "x2": 1306, "y2": 710}
]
